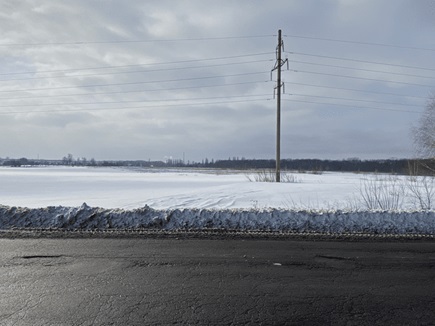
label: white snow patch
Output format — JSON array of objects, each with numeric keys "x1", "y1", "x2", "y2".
[
  {"x1": 0, "y1": 166, "x2": 360, "y2": 209},
  {"x1": 0, "y1": 166, "x2": 434, "y2": 234}
]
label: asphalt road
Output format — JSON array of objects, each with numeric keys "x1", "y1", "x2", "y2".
[{"x1": 1, "y1": 237, "x2": 434, "y2": 325}]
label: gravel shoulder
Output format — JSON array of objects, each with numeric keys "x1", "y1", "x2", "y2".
[{"x1": 2, "y1": 227, "x2": 435, "y2": 242}]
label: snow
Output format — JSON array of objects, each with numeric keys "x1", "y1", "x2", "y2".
[
  {"x1": 0, "y1": 166, "x2": 434, "y2": 234},
  {"x1": 0, "y1": 166, "x2": 363, "y2": 209}
]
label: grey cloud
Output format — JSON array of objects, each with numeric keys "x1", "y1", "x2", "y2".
[{"x1": 0, "y1": 0, "x2": 433, "y2": 161}]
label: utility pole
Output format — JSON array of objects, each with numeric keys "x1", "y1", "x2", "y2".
[{"x1": 271, "y1": 29, "x2": 288, "y2": 182}]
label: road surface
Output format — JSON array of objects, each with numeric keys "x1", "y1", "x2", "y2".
[{"x1": 1, "y1": 237, "x2": 434, "y2": 325}]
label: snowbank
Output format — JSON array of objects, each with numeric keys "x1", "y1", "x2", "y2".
[{"x1": 1, "y1": 203, "x2": 434, "y2": 235}]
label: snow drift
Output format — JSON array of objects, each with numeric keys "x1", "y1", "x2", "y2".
[{"x1": 1, "y1": 203, "x2": 434, "y2": 235}]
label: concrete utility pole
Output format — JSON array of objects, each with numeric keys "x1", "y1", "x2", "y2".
[{"x1": 271, "y1": 29, "x2": 288, "y2": 182}]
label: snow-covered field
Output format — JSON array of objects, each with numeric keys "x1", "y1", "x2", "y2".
[
  {"x1": 1, "y1": 166, "x2": 434, "y2": 234},
  {"x1": 0, "y1": 166, "x2": 386, "y2": 210}
]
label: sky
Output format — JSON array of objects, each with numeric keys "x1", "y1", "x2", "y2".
[{"x1": 0, "y1": 0, "x2": 434, "y2": 162}]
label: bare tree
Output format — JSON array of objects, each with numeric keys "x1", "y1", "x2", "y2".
[
  {"x1": 62, "y1": 153, "x2": 74, "y2": 166},
  {"x1": 407, "y1": 161, "x2": 435, "y2": 210},
  {"x1": 358, "y1": 175, "x2": 405, "y2": 210},
  {"x1": 414, "y1": 94, "x2": 435, "y2": 159}
]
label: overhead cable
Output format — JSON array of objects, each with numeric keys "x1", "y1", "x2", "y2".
[
  {"x1": 288, "y1": 69, "x2": 435, "y2": 88},
  {"x1": 0, "y1": 71, "x2": 269, "y2": 93},
  {"x1": 0, "y1": 35, "x2": 274, "y2": 47},
  {"x1": 0, "y1": 94, "x2": 271, "y2": 108},
  {"x1": 283, "y1": 99, "x2": 420, "y2": 114},
  {"x1": 284, "y1": 34, "x2": 435, "y2": 52},
  {"x1": 0, "y1": 52, "x2": 274, "y2": 76},
  {"x1": 285, "y1": 82, "x2": 428, "y2": 100},
  {"x1": 0, "y1": 80, "x2": 271, "y2": 101},
  {"x1": 0, "y1": 98, "x2": 271, "y2": 115},
  {"x1": 0, "y1": 59, "x2": 273, "y2": 82},
  {"x1": 288, "y1": 60, "x2": 435, "y2": 80},
  {"x1": 286, "y1": 52, "x2": 435, "y2": 72},
  {"x1": 286, "y1": 93, "x2": 423, "y2": 107}
]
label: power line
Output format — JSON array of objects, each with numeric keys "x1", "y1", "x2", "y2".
[
  {"x1": 283, "y1": 99, "x2": 420, "y2": 114},
  {"x1": 286, "y1": 51, "x2": 435, "y2": 72},
  {"x1": 284, "y1": 34, "x2": 435, "y2": 52},
  {"x1": 0, "y1": 59, "x2": 273, "y2": 82},
  {"x1": 288, "y1": 69, "x2": 435, "y2": 88},
  {"x1": 0, "y1": 52, "x2": 274, "y2": 76},
  {"x1": 0, "y1": 35, "x2": 275, "y2": 47},
  {"x1": 0, "y1": 71, "x2": 269, "y2": 93},
  {"x1": 285, "y1": 82, "x2": 428, "y2": 100},
  {"x1": 288, "y1": 59, "x2": 435, "y2": 80},
  {"x1": 0, "y1": 98, "x2": 271, "y2": 115},
  {"x1": 0, "y1": 80, "x2": 271, "y2": 101},
  {"x1": 0, "y1": 94, "x2": 271, "y2": 108},
  {"x1": 286, "y1": 93, "x2": 423, "y2": 108}
]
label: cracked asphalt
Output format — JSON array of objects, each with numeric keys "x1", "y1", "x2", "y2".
[{"x1": 1, "y1": 238, "x2": 434, "y2": 325}]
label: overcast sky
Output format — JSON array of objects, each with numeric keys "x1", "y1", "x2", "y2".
[{"x1": 1, "y1": 0, "x2": 434, "y2": 162}]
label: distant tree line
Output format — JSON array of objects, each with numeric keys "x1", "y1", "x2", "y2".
[
  {"x1": 1, "y1": 155, "x2": 433, "y2": 175},
  {"x1": 189, "y1": 158, "x2": 433, "y2": 174},
  {"x1": 208, "y1": 158, "x2": 409, "y2": 173}
]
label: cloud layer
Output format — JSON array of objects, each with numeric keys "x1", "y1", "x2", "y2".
[{"x1": 0, "y1": 0, "x2": 434, "y2": 161}]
